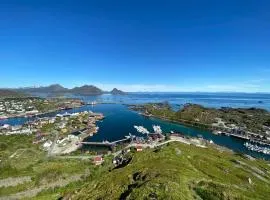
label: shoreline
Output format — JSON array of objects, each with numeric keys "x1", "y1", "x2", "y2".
[
  {"x1": 0, "y1": 105, "x2": 84, "y2": 121},
  {"x1": 128, "y1": 104, "x2": 270, "y2": 151}
]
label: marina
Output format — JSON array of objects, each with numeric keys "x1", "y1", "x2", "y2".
[{"x1": 244, "y1": 142, "x2": 270, "y2": 155}]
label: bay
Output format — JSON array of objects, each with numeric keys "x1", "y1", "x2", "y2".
[{"x1": 1, "y1": 92, "x2": 270, "y2": 160}]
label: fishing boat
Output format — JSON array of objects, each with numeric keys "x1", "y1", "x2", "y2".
[
  {"x1": 153, "y1": 125, "x2": 162, "y2": 134},
  {"x1": 134, "y1": 125, "x2": 150, "y2": 134},
  {"x1": 244, "y1": 142, "x2": 270, "y2": 155}
]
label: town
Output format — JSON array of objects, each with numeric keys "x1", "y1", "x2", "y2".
[
  {"x1": 82, "y1": 125, "x2": 211, "y2": 166},
  {"x1": 0, "y1": 97, "x2": 84, "y2": 119},
  {"x1": 0, "y1": 106, "x2": 212, "y2": 167},
  {"x1": 0, "y1": 107, "x2": 104, "y2": 155}
]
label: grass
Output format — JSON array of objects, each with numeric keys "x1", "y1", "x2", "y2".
[
  {"x1": 1, "y1": 135, "x2": 270, "y2": 199},
  {"x1": 0, "y1": 135, "x2": 96, "y2": 199},
  {"x1": 70, "y1": 142, "x2": 270, "y2": 200}
]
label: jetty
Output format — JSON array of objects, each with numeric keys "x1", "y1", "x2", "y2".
[
  {"x1": 228, "y1": 133, "x2": 249, "y2": 140},
  {"x1": 80, "y1": 136, "x2": 134, "y2": 147}
]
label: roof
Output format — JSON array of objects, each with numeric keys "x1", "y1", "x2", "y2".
[{"x1": 94, "y1": 156, "x2": 103, "y2": 162}]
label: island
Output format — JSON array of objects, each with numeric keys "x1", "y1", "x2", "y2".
[
  {"x1": 110, "y1": 88, "x2": 126, "y2": 95},
  {"x1": 130, "y1": 103, "x2": 270, "y2": 146}
]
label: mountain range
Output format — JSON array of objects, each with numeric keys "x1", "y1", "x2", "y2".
[
  {"x1": 0, "y1": 89, "x2": 26, "y2": 98},
  {"x1": 8, "y1": 84, "x2": 126, "y2": 96}
]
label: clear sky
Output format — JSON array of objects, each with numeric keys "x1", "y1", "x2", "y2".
[{"x1": 0, "y1": 0, "x2": 270, "y2": 92}]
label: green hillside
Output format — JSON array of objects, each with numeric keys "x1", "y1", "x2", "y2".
[
  {"x1": 69, "y1": 143, "x2": 270, "y2": 200},
  {"x1": 1, "y1": 135, "x2": 270, "y2": 199}
]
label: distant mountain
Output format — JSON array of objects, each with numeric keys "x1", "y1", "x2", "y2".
[
  {"x1": 111, "y1": 88, "x2": 126, "y2": 95},
  {"x1": 10, "y1": 84, "x2": 125, "y2": 96},
  {"x1": 16, "y1": 84, "x2": 68, "y2": 93},
  {"x1": 0, "y1": 89, "x2": 25, "y2": 98},
  {"x1": 70, "y1": 85, "x2": 103, "y2": 95}
]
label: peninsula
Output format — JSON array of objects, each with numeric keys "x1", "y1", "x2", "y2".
[{"x1": 130, "y1": 103, "x2": 270, "y2": 145}]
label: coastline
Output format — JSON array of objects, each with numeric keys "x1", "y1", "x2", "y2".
[
  {"x1": 0, "y1": 105, "x2": 84, "y2": 121},
  {"x1": 128, "y1": 104, "x2": 270, "y2": 150}
]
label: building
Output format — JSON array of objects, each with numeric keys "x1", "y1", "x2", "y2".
[
  {"x1": 136, "y1": 145, "x2": 143, "y2": 152},
  {"x1": 93, "y1": 156, "x2": 104, "y2": 166}
]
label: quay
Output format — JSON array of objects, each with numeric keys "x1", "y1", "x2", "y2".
[
  {"x1": 228, "y1": 133, "x2": 249, "y2": 140},
  {"x1": 80, "y1": 136, "x2": 133, "y2": 147},
  {"x1": 220, "y1": 131, "x2": 270, "y2": 146}
]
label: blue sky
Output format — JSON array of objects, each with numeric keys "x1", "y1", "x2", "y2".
[{"x1": 0, "y1": 0, "x2": 270, "y2": 92}]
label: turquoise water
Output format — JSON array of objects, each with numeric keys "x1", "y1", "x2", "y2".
[{"x1": 1, "y1": 93, "x2": 270, "y2": 160}]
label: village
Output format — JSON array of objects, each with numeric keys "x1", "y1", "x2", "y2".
[
  {"x1": 0, "y1": 97, "x2": 84, "y2": 119},
  {"x1": 0, "y1": 108, "x2": 104, "y2": 155},
  {"x1": 87, "y1": 125, "x2": 210, "y2": 166}
]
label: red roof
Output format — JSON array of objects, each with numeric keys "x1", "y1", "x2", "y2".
[{"x1": 94, "y1": 156, "x2": 103, "y2": 161}]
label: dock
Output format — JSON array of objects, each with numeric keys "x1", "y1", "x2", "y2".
[
  {"x1": 228, "y1": 133, "x2": 249, "y2": 140},
  {"x1": 80, "y1": 136, "x2": 133, "y2": 147},
  {"x1": 80, "y1": 141, "x2": 112, "y2": 146}
]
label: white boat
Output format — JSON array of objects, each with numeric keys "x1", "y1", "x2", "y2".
[
  {"x1": 91, "y1": 101, "x2": 97, "y2": 105},
  {"x1": 134, "y1": 125, "x2": 150, "y2": 134},
  {"x1": 244, "y1": 142, "x2": 270, "y2": 155},
  {"x1": 153, "y1": 125, "x2": 162, "y2": 134}
]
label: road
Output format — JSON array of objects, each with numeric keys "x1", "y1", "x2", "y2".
[
  {"x1": 113, "y1": 137, "x2": 205, "y2": 157},
  {"x1": 47, "y1": 131, "x2": 58, "y2": 157},
  {"x1": 56, "y1": 155, "x2": 99, "y2": 160}
]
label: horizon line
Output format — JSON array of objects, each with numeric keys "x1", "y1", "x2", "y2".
[{"x1": 1, "y1": 83, "x2": 270, "y2": 94}]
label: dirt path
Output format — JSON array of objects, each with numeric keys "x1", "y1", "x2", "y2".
[
  {"x1": 0, "y1": 176, "x2": 31, "y2": 188},
  {"x1": 0, "y1": 172, "x2": 88, "y2": 200}
]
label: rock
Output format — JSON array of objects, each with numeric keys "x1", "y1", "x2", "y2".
[
  {"x1": 248, "y1": 177, "x2": 252, "y2": 185},
  {"x1": 175, "y1": 148, "x2": 182, "y2": 155}
]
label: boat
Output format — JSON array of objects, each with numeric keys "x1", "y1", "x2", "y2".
[
  {"x1": 153, "y1": 125, "x2": 162, "y2": 134},
  {"x1": 213, "y1": 130, "x2": 222, "y2": 135},
  {"x1": 134, "y1": 125, "x2": 150, "y2": 134},
  {"x1": 244, "y1": 142, "x2": 270, "y2": 155},
  {"x1": 91, "y1": 101, "x2": 97, "y2": 105}
]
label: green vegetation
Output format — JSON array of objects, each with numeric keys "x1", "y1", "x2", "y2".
[
  {"x1": 131, "y1": 103, "x2": 270, "y2": 136},
  {"x1": 1, "y1": 134, "x2": 270, "y2": 199},
  {"x1": 33, "y1": 100, "x2": 59, "y2": 113},
  {"x1": 0, "y1": 135, "x2": 96, "y2": 199},
  {"x1": 69, "y1": 143, "x2": 270, "y2": 200}
]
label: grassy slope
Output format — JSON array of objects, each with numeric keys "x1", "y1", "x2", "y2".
[
  {"x1": 0, "y1": 135, "x2": 93, "y2": 198},
  {"x1": 72, "y1": 143, "x2": 270, "y2": 200},
  {"x1": 1, "y1": 136, "x2": 270, "y2": 199}
]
